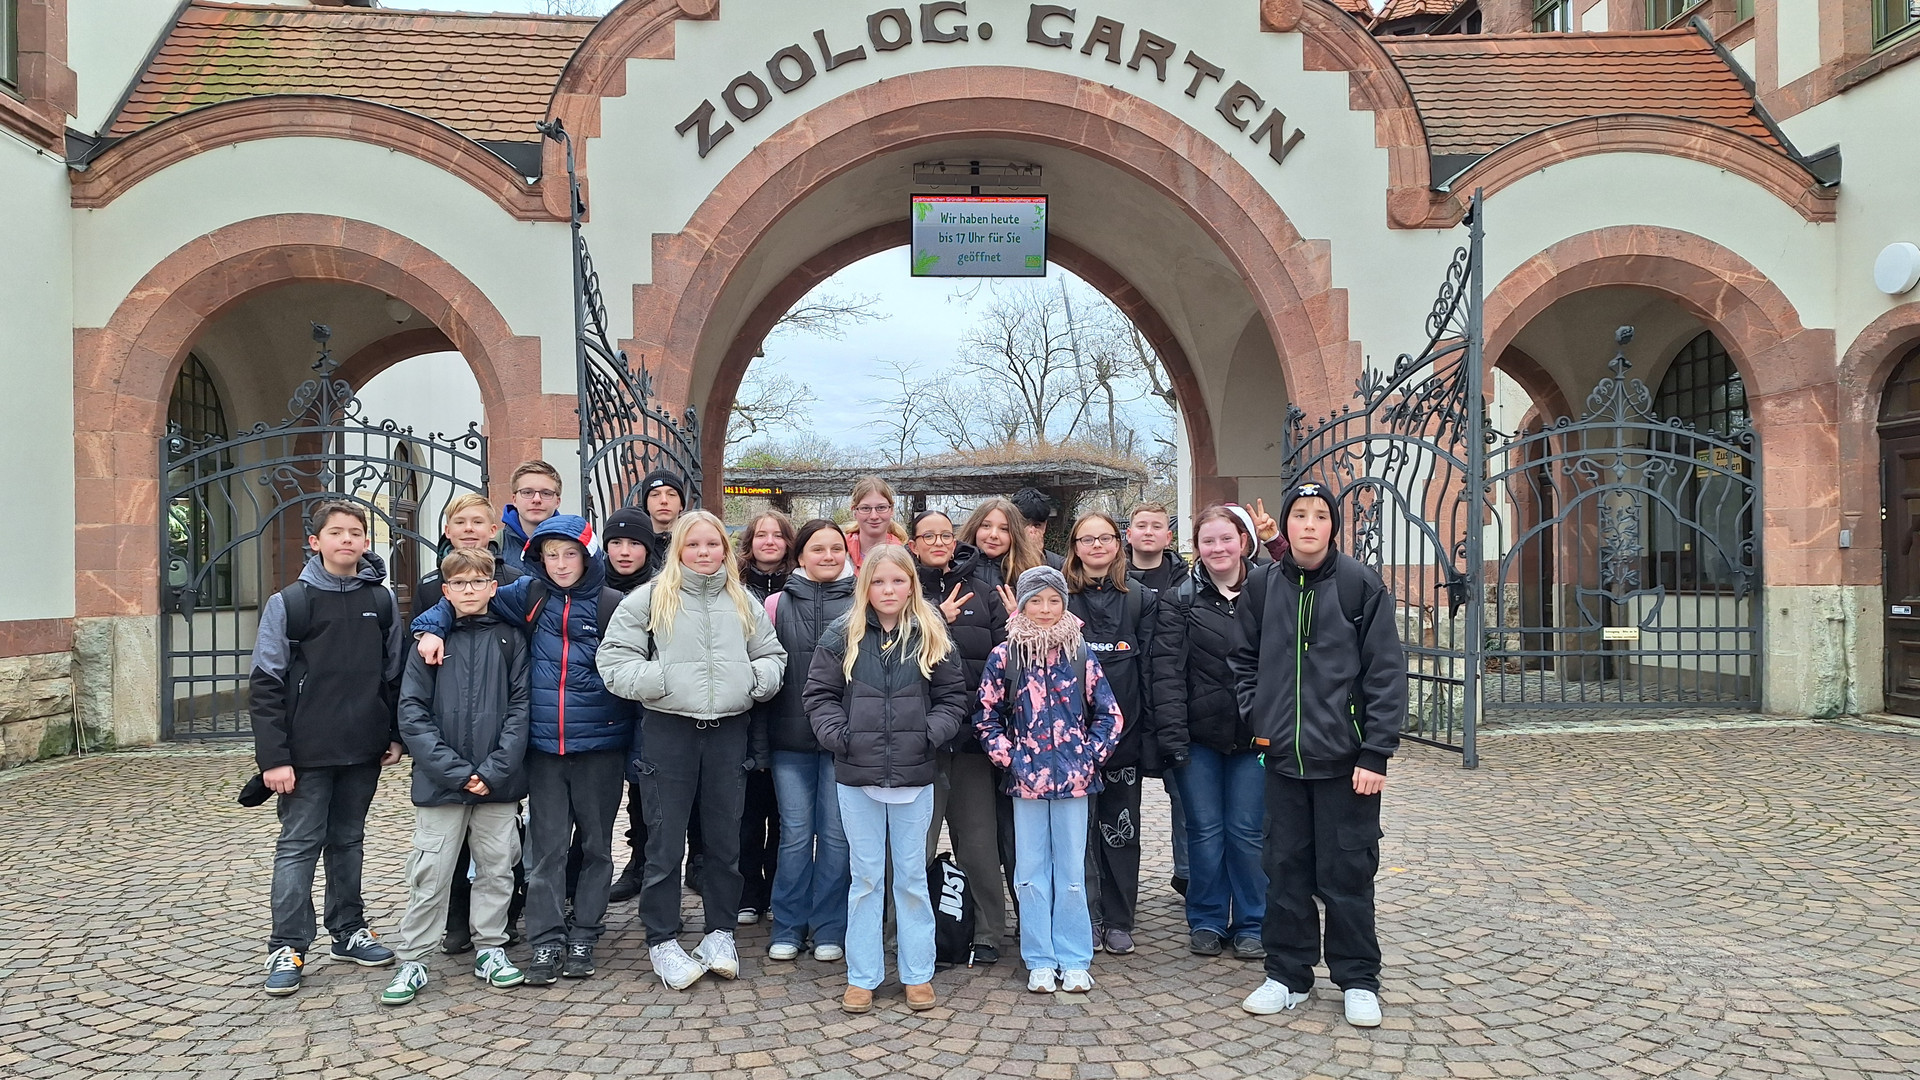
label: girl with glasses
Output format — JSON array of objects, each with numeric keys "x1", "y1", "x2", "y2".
[{"x1": 844, "y1": 476, "x2": 908, "y2": 575}]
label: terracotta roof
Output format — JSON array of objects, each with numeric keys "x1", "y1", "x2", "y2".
[
  {"x1": 1377, "y1": 0, "x2": 1467, "y2": 18},
  {"x1": 1381, "y1": 30, "x2": 1780, "y2": 159},
  {"x1": 107, "y1": 1, "x2": 594, "y2": 142}
]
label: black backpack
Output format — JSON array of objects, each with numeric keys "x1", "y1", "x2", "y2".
[
  {"x1": 521, "y1": 578, "x2": 627, "y2": 644},
  {"x1": 929, "y1": 852, "x2": 978, "y2": 968},
  {"x1": 283, "y1": 580, "x2": 396, "y2": 703}
]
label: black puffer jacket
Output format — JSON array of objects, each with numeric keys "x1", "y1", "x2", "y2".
[
  {"x1": 742, "y1": 564, "x2": 791, "y2": 602},
  {"x1": 1067, "y1": 577, "x2": 1157, "y2": 770},
  {"x1": 767, "y1": 573, "x2": 856, "y2": 753},
  {"x1": 1149, "y1": 559, "x2": 1255, "y2": 759},
  {"x1": 803, "y1": 611, "x2": 969, "y2": 788},
  {"x1": 397, "y1": 613, "x2": 532, "y2": 806},
  {"x1": 916, "y1": 544, "x2": 1007, "y2": 751}
]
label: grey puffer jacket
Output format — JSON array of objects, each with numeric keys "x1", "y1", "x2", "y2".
[
  {"x1": 803, "y1": 611, "x2": 970, "y2": 788},
  {"x1": 597, "y1": 567, "x2": 787, "y2": 760},
  {"x1": 397, "y1": 613, "x2": 531, "y2": 806}
]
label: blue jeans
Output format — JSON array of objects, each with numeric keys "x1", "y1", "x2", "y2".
[
  {"x1": 1174, "y1": 747, "x2": 1269, "y2": 938},
  {"x1": 770, "y1": 751, "x2": 849, "y2": 948},
  {"x1": 1012, "y1": 795, "x2": 1093, "y2": 973},
  {"x1": 837, "y1": 784, "x2": 935, "y2": 990}
]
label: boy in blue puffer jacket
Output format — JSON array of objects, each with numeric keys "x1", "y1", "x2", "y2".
[{"x1": 412, "y1": 515, "x2": 635, "y2": 986}]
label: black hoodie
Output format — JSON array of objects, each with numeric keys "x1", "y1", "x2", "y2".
[
  {"x1": 1227, "y1": 483, "x2": 1406, "y2": 779},
  {"x1": 1067, "y1": 575, "x2": 1156, "y2": 770}
]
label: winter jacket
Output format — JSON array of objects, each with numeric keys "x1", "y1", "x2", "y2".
[
  {"x1": 1149, "y1": 559, "x2": 1256, "y2": 760},
  {"x1": 803, "y1": 612, "x2": 970, "y2": 788},
  {"x1": 1229, "y1": 551, "x2": 1407, "y2": 780},
  {"x1": 916, "y1": 545, "x2": 1008, "y2": 753},
  {"x1": 414, "y1": 536, "x2": 522, "y2": 622},
  {"x1": 596, "y1": 567, "x2": 787, "y2": 765},
  {"x1": 1127, "y1": 548, "x2": 1188, "y2": 594},
  {"x1": 397, "y1": 613, "x2": 531, "y2": 806},
  {"x1": 741, "y1": 564, "x2": 790, "y2": 602},
  {"x1": 974, "y1": 639, "x2": 1126, "y2": 800},
  {"x1": 1067, "y1": 578, "x2": 1157, "y2": 770},
  {"x1": 766, "y1": 573, "x2": 856, "y2": 754},
  {"x1": 498, "y1": 506, "x2": 536, "y2": 573},
  {"x1": 250, "y1": 552, "x2": 406, "y2": 772},
  {"x1": 412, "y1": 517, "x2": 635, "y2": 757}
]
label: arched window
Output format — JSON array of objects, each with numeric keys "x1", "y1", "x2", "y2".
[
  {"x1": 1648, "y1": 331, "x2": 1751, "y2": 592},
  {"x1": 166, "y1": 354, "x2": 234, "y2": 604}
]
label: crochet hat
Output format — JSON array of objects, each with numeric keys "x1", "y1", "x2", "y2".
[{"x1": 1015, "y1": 565, "x2": 1069, "y2": 611}]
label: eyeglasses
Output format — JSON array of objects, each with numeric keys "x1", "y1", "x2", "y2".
[
  {"x1": 914, "y1": 532, "x2": 956, "y2": 544},
  {"x1": 443, "y1": 579, "x2": 493, "y2": 592},
  {"x1": 514, "y1": 487, "x2": 560, "y2": 501},
  {"x1": 853, "y1": 504, "x2": 894, "y2": 516},
  {"x1": 1074, "y1": 534, "x2": 1120, "y2": 547}
]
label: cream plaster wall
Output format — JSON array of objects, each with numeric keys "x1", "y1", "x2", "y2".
[
  {"x1": 67, "y1": 0, "x2": 184, "y2": 133},
  {"x1": 590, "y1": 0, "x2": 1456, "y2": 380},
  {"x1": 1778, "y1": 64, "x2": 1920, "y2": 362},
  {"x1": 1581, "y1": 1, "x2": 1611, "y2": 32},
  {"x1": 1774, "y1": 1, "x2": 1823, "y2": 86},
  {"x1": 71, "y1": 138, "x2": 577, "y2": 390},
  {"x1": 0, "y1": 138, "x2": 78, "y2": 621},
  {"x1": 1729, "y1": 38, "x2": 1757, "y2": 80}
]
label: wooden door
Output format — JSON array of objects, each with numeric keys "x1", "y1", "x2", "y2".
[{"x1": 1882, "y1": 433, "x2": 1920, "y2": 715}]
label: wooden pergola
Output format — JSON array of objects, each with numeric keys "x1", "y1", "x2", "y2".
[{"x1": 723, "y1": 458, "x2": 1148, "y2": 519}]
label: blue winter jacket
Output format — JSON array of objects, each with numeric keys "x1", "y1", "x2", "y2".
[{"x1": 412, "y1": 516, "x2": 635, "y2": 756}]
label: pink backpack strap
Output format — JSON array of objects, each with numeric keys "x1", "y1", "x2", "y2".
[{"x1": 764, "y1": 592, "x2": 780, "y2": 623}]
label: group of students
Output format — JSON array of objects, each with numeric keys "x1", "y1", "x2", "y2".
[{"x1": 248, "y1": 461, "x2": 1406, "y2": 1028}]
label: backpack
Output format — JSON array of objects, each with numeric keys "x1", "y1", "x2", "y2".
[
  {"x1": 929, "y1": 852, "x2": 978, "y2": 968},
  {"x1": 521, "y1": 578, "x2": 627, "y2": 645},
  {"x1": 283, "y1": 580, "x2": 396, "y2": 704}
]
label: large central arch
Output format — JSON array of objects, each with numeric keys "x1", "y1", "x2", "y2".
[{"x1": 616, "y1": 67, "x2": 1354, "y2": 503}]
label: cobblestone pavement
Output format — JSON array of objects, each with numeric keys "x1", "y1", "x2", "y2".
[{"x1": 1, "y1": 724, "x2": 1915, "y2": 1080}]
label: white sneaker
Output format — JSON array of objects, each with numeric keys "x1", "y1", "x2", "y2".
[
  {"x1": 767, "y1": 941, "x2": 801, "y2": 961},
  {"x1": 1059, "y1": 969, "x2": 1094, "y2": 993},
  {"x1": 1027, "y1": 967, "x2": 1058, "y2": 993},
  {"x1": 812, "y1": 943, "x2": 844, "y2": 962},
  {"x1": 1344, "y1": 988, "x2": 1382, "y2": 1027},
  {"x1": 649, "y1": 940, "x2": 706, "y2": 991},
  {"x1": 692, "y1": 930, "x2": 740, "y2": 980},
  {"x1": 1242, "y1": 978, "x2": 1310, "y2": 1015}
]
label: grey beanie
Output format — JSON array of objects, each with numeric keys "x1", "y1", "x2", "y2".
[{"x1": 1015, "y1": 565, "x2": 1069, "y2": 612}]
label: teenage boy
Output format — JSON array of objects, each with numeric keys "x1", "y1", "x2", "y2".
[
  {"x1": 600, "y1": 507, "x2": 656, "y2": 905},
  {"x1": 1125, "y1": 502, "x2": 1187, "y2": 594},
  {"x1": 413, "y1": 515, "x2": 635, "y2": 985},
  {"x1": 1010, "y1": 487, "x2": 1066, "y2": 569},
  {"x1": 500, "y1": 461, "x2": 565, "y2": 572},
  {"x1": 381, "y1": 548, "x2": 531, "y2": 1005},
  {"x1": 1229, "y1": 481, "x2": 1406, "y2": 1029},
  {"x1": 250, "y1": 500, "x2": 405, "y2": 996},
  {"x1": 640, "y1": 469, "x2": 688, "y2": 563},
  {"x1": 415, "y1": 493, "x2": 521, "y2": 621}
]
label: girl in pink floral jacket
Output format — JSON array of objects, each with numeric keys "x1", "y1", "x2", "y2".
[{"x1": 974, "y1": 566, "x2": 1124, "y2": 995}]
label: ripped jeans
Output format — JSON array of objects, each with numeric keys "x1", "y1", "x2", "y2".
[{"x1": 1011, "y1": 794, "x2": 1093, "y2": 973}]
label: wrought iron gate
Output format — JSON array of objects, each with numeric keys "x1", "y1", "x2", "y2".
[
  {"x1": 1281, "y1": 193, "x2": 1763, "y2": 768},
  {"x1": 159, "y1": 327, "x2": 488, "y2": 739},
  {"x1": 544, "y1": 119, "x2": 702, "y2": 526}
]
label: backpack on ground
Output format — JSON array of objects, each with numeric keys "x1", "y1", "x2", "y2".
[{"x1": 929, "y1": 851, "x2": 977, "y2": 968}]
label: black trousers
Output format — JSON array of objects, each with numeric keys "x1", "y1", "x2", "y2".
[
  {"x1": 618, "y1": 781, "x2": 650, "y2": 872},
  {"x1": 1084, "y1": 765, "x2": 1143, "y2": 932},
  {"x1": 636, "y1": 713, "x2": 751, "y2": 946},
  {"x1": 1261, "y1": 773, "x2": 1384, "y2": 993},
  {"x1": 738, "y1": 769, "x2": 779, "y2": 912},
  {"x1": 524, "y1": 750, "x2": 624, "y2": 948}
]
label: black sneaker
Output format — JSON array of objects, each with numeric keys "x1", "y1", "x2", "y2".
[
  {"x1": 608, "y1": 862, "x2": 642, "y2": 904},
  {"x1": 967, "y1": 943, "x2": 999, "y2": 966},
  {"x1": 441, "y1": 929, "x2": 473, "y2": 956},
  {"x1": 524, "y1": 944, "x2": 561, "y2": 986},
  {"x1": 262, "y1": 947, "x2": 304, "y2": 996},
  {"x1": 561, "y1": 941, "x2": 595, "y2": 979},
  {"x1": 1189, "y1": 929, "x2": 1224, "y2": 956},
  {"x1": 329, "y1": 928, "x2": 395, "y2": 967},
  {"x1": 1232, "y1": 935, "x2": 1265, "y2": 960}
]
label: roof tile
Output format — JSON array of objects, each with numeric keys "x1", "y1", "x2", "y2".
[{"x1": 107, "y1": 1, "x2": 595, "y2": 143}]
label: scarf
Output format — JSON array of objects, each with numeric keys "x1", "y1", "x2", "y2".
[{"x1": 1004, "y1": 609, "x2": 1085, "y2": 671}]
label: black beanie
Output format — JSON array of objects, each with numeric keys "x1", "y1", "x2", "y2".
[
  {"x1": 642, "y1": 469, "x2": 688, "y2": 507},
  {"x1": 1280, "y1": 480, "x2": 1342, "y2": 541},
  {"x1": 603, "y1": 507, "x2": 653, "y2": 546},
  {"x1": 1009, "y1": 487, "x2": 1056, "y2": 527}
]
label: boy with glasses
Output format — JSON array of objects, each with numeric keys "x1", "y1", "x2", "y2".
[
  {"x1": 501, "y1": 462, "x2": 564, "y2": 572},
  {"x1": 380, "y1": 549, "x2": 531, "y2": 1005}
]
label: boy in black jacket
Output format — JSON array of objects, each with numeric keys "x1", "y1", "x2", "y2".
[
  {"x1": 1229, "y1": 482, "x2": 1406, "y2": 1029},
  {"x1": 379, "y1": 548, "x2": 532, "y2": 1006},
  {"x1": 250, "y1": 500, "x2": 405, "y2": 997}
]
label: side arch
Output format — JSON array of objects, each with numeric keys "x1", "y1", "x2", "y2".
[{"x1": 73, "y1": 215, "x2": 547, "y2": 618}]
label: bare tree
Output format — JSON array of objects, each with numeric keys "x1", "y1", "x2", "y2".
[
  {"x1": 541, "y1": 0, "x2": 616, "y2": 14},
  {"x1": 860, "y1": 360, "x2": 935, "y2": 464},
  {"x1": 726, "y1": 368, "x2": 818, "y2": 451},
  {"x1": 768, "y1": 291, "x2": 886, "y2": 341},
  {"x1": 955, "y1": 283, "x2": 1083, "y2": 443}
]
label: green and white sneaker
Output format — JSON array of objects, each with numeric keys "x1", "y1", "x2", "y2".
[
  {"x1": 379, "y1": 961, "x2": 428, "y2": 1006},
  {"x1": 474, "y1": 946, "x2": 524, "y2": 989}
]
